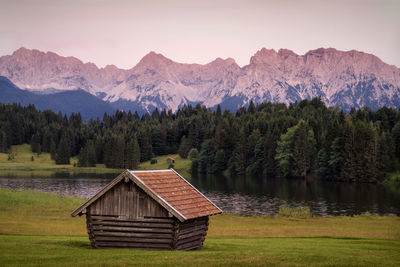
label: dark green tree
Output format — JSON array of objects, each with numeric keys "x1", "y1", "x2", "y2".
[
  {"x1": 178, "y1": 136, "x2": 191, "y2": 158},
  {"x1": 212, "y1": 149, "x2": 226, "y2": 174},
  {"x1": 55, "y1": 134, "x2": 71, "y2": 164}
]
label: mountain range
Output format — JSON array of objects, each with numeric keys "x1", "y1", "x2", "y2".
[{"x1": 0, "y1": 47, "x2": 399, "y2": 117}]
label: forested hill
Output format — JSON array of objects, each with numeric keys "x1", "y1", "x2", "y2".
[{"x1": 0, "y1": 98, "x2": 399, "y2": 183}]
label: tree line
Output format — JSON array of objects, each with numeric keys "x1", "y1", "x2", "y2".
[{"x1": 0, "y1": 98, "x2": 399, "y2": 182}]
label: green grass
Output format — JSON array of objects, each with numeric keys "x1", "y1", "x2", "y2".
[
  {"x1": 0, "y1": 144, "x2": 71, "y2": 169},
  {"x1": 138, "y1": 154, "x2": 192, "y2": 178},
  {"x1": 0, "y1": 144, "x2": 190, "y2": 178},
  {"x1": 0, "y1": 144, "x2": 121, "y2": 177},
  {"x1": 384, "y1": 173, "x2": 400, "y2": 195},
  {"x1": 278, "y1": 205, "x2": 312, "y2": 218},
  {"x1": 0, "y1": 188, "x2": 399, "y2": 266}
]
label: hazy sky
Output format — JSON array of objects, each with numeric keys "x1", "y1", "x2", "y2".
[{"x1": 1, "y1": 0, "x2": 399, "y2": 69}]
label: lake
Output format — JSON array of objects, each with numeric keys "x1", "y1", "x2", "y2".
[{"x1": 0, "y1": 173, "x2": 399, "y2": 216}]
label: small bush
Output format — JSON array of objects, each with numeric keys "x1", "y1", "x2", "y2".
[
  {"x1": 150, "y1": 159, "x2": 157, "y2": 165},
  {"x1": 278, "y1": 205, "x2": 312, "y2": 218},
  {"x1": 357, "y1": 211, "x2": 374, "y2": 217},
  {"x1": 168, "y1": 164, "x2": 174, "y2": 169}
]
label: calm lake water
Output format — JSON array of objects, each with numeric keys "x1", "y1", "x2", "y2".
[{"x1": 0, "y1": 173, "x2": 399, "y2": 216}]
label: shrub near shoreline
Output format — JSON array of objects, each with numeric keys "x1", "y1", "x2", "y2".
[{"x1": 278, "y1": 205, "x2": 313, "y2": 218}]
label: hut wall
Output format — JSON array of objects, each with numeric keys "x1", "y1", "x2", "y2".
[
  {"x1": 89, "y1": 180, "x2": 169, "y2": 219},
  {"x1": 173, "y1": 216, "x2": 209, "y2": 250},
  {"x1": 86, "y1": 215, "x2": 175, "y2": 249},
  {"x1": 86, "y1": 180, "x2": 174, "y2": 249}
]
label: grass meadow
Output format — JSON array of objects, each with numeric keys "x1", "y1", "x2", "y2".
[
  {"x1": 0, "y1": 188, "x2": 399, "y2": 266},
  {"x1": 0, "y1": 144, "x2": 191, "y2": 178}
]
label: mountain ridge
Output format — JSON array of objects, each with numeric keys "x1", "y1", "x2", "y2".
[
  {"x1": 0, "y1": 47, "x2": 399, "y2": 113},
  {"x1": 0, "y1": 76, "x2": 116, "y2": 120}
]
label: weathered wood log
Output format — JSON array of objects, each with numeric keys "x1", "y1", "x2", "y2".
[
  {"x1": 176, "y1": 234, "x2": 203, "y2": 246},
  {"x1": 178, "y1": 225, "x2": 207, "y2": 235},
  {"x1": 91, "y1": 225, "x2": 173, "y2": 233},
  {"x1": 90, "y1": 215, "x2": 174, "y2": 223},
  {"x1": 178, "y1": 220, "x2": 208, "y2": 231},
  {"x1": 176, "y1": 240, "x2": 203, "y2": 250},
  {"x1": 90, "y1": 220, "x2": 173, "y2": 228},
  {"x1": 94, "y1": 236, "x2": 172, "y2": 244},
  {"x1": 180, "y1": 216, "x2": 208, "y2": 225},
  {"x1": 177, "y1": 229, "x2": 206, "y2": 240},
  {"x1": 95, "y1": 241, "x2": 172, "y2": 249},
  {"x1": 93, "y1": 231, "x2": 173, "y2": 239}
]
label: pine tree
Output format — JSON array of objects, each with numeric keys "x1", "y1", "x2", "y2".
[
  {"x1": 78, "y1": 146, "x2": 88, "y2": 167},
  {"x1": 30, "y1": 134, "x2": 41, "y2": 154},
  {"x1": 132, "y1": 135, "x2": 141, "y2": 169},
  {"x1": 95, "y1": 136, "x2": 104, "y2": 163},
  {"x1": 188, "y1": 148, "x2": 199, "y2": 173},
  {"x1": 178, "y1": 136, "x2": 190, "y2": 158},
  {"x1": 292, "y1": 121, "x2": 316, "y2": 178},
  {"x1": 198, "y1": 139, "x2": 215, "y2": 174},
  {"x1": 212, "y1": 149, "x2": 226, "y2": 174},
  {"x1": 188, "y1": 117, "x2": 202, "y2": 149},
  {"x1": 0, "y1": 131, "x2": 7, "y2": 153},
  {"x1": 138, "y1": 128, "x2": 152, "y2": 162},
  {"x1": 246, "y1": 138, "x2": 265, "y2": 177},
  {"x1": 264, "y1": 123, "x2": 280, "y2": 178},
  {"x1": 87, "y1": 140, "x2": 97, "y2": 167},
  {"x1": 377, "y1": 131, "x2": 395, "y2": 176},
  {"x1": 50, "y1": 139, "x2": 56, "y2": 160},
  {"x1": 111, "y1": 135, "x2": 125, "y2": 168},
  {"x1": 125, "y1": 135, "x2": 140, "y2": 169},
  {"x1": 232, "y1": 128, "x2": 247, "y2": 176},
  {"x1": 341, "y1": 121, "x2": 356, "y2": 181},
  {"x1": 317, "y1": 148, "x2": 329, "y2": 178},
  {"x1": 392, "y1": 121, "x2": 400, "y2": 159},
  {"x1": 275, "y1": 124, "x2": 297, "y2": 178},
  {"x1": 55, "y1": 135, "x2": 71, "y2": 164}
]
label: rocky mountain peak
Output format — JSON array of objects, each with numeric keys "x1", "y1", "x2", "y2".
[
  {"x1": 136, "y1": 51, "x2": 174, "y2": 69},
  {"x1": 0, "y1": 47, "x2": 399, "y2": 113},
  {"x1": 250, "y1": 47, "x2": 279, "y2": 65},
  {"x1": 12, "y1": 47, "x2": 35, "y2": 56},
  {"x1": 208, "y1": 57, "x2": 239, "y2": 70},
  {"x1": 278, "y1": 49, "x2": 298, "y2": 59}
]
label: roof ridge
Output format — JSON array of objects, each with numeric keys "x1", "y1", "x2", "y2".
[{"x1": 129, "y1": 169, "x2": 172, "y2": 173}]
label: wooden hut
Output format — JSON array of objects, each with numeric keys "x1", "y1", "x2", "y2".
[
  {"x1": 166, "y1": 157, "x2": 175, "y2": 164},
  {"x1": 71, "y1": 169, "x2": 222, "y2": 250}
]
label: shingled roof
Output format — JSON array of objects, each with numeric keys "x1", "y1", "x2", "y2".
[{"x1": 71, "y1": 169, "x2": 222, "y2": 221}]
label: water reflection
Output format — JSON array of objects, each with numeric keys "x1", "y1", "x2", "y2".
[
  {"x1": 191, "y1": 174, "x2": 400, "y2": 216},
  {"x1": 0, "y1": 173, "x2": 399, "y2": 216}
]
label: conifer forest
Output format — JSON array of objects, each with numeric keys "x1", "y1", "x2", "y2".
[{"x1": 1, "y1": 97, "x2": 399, "y2": 183}]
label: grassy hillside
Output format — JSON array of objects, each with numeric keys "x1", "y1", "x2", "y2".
[
  {"x1": 138, "y1": 154, "x2": 192, "y2": 178},
  {"x1": 0, "y1": 188, "x2": 399, "y2": 266},
  {"x1": 0, "y1": 144, "x2": 73, "y2": 169},
  {"x1": 0, "y1": 144, "x2": 119, "y2": 174}
]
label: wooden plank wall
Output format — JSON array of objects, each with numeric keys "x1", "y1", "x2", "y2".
[
  {"x1": 89, "y1": 180, "x2": 168, "y2": 219},
  {"x1": 172, "y1": 216, "x2": 209, "y2": 250},
  {"x1": 87, "y1": 215, "x2": 175, "y2": 249}
]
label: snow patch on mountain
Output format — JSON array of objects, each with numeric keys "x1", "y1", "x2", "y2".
[{"x1": 0, "y1": 47, "x2": 399, "y2": 112}]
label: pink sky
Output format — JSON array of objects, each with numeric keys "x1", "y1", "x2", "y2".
[{"x1": 0, "y1": 0, "x2": 399, "y2": 69}]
